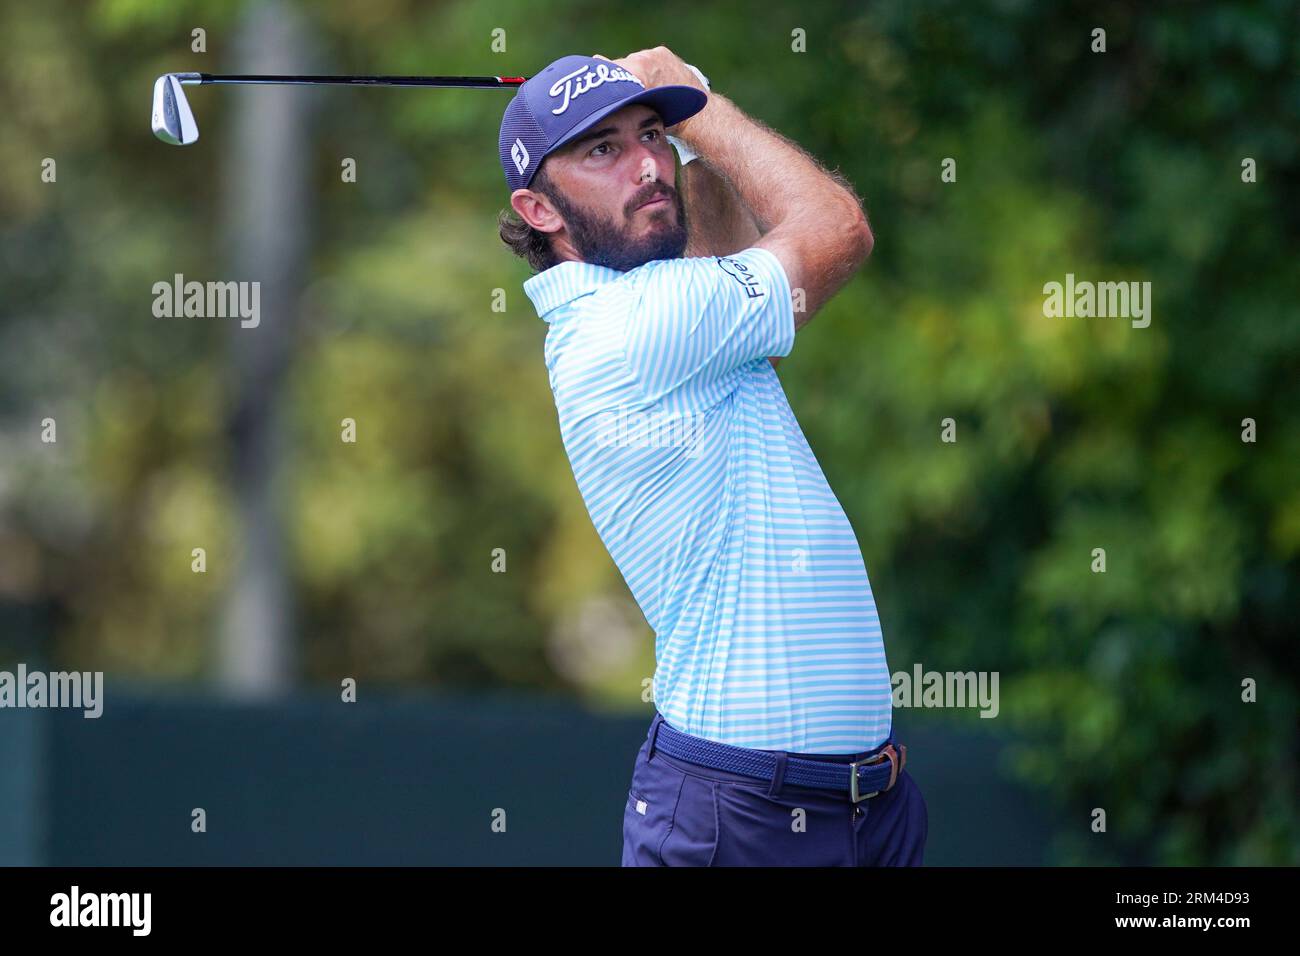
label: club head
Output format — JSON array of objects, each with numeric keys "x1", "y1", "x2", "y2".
[{"x1": 152, "y1": 74, "x2": 199, "y2": 145}]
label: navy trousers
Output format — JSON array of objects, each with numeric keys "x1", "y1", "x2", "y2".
[{"x1": 622, "y1": 712, "x2": 928, "y2": 866}]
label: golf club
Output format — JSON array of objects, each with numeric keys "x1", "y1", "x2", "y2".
[{"x1": 151, "y1": 72, "x2": 528, "y2": 145}]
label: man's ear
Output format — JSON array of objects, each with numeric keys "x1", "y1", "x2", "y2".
[{"x1": 510, "y1": 188, "x2": 564, "y2": 235}]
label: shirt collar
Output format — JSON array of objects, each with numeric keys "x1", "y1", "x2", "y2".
[{"x1": 523, "y1": 259, "x2": 625, "y2": 322}]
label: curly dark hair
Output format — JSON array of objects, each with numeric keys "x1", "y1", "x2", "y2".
[{"x1": 498, "y1": 162, "x2": 561, "y2": 273}]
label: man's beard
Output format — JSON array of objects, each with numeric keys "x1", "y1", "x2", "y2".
[{"x1": 548, "y1": 182, "x2": 689, "y2": 272}]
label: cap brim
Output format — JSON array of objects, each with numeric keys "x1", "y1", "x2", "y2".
[{"x1": 548, "y1": 84, "x2": 708, "y2": 156}]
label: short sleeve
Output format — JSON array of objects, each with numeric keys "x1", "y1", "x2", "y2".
[{"x1": 622, "y1": 246, "x2": 795, "y2": 401}]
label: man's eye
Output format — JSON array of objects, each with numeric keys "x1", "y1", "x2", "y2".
[
  {"x1": 590, "y1": 143, "x2": 610, "y2": 156},
  {"x1": 644, "y1": 129, "x2": 662, "y2": 141}
]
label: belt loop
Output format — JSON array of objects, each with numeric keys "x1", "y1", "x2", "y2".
[
  {"x1": 767, "y1": 752, "x2": 789, "y2": 796},
  {"x1": 647, "y1": 713, "x2": 664, "y2": 761}
]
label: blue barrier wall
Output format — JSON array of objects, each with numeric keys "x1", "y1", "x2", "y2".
[{"x1": 1, "y1": 687, "x2": 1061, "y2": 865}]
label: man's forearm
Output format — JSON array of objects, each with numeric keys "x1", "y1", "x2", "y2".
[
  {"x1": 681, "y1": 158, "x2": 762, "y2": 259},
  {"x1": 674, "y1": 92, "x2": 866, "y2": 239}
]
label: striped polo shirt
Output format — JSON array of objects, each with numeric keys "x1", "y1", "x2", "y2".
[{"x1": 524, "y1": 246, "x2": 893, "y2": 753}]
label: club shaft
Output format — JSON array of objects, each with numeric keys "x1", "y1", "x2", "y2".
[{"x1": 180, "y1": 73, "x2": 526, "y2": 88}]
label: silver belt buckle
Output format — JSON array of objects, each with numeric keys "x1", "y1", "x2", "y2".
[{"x1": 849, "y1": 746, "x2": 896, "y2": 803}]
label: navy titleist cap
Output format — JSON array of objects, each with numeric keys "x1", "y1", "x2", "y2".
[{"x1": 499, "y1": 54, "x2": 707, "y2": 193}]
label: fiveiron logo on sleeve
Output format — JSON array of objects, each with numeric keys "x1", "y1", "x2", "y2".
[
  {"x1": 50, "y1": 886, "x2": 151, "y2": 936},
  {"x1": 716, "y1": 256, "x2": 766, "y2": 299}
]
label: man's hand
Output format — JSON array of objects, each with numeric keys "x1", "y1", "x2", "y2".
[{"x1": 593, "y1": 47, "x2": 708, "y2": 127}]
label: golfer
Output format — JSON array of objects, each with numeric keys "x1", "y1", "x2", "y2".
[{"x1": 497, "y1": 48, "x2": 927, "y2": 866}]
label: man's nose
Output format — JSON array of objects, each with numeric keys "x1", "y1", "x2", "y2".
[{"x1": 631, "y1": 144, "x2": 668, "y2": 183}]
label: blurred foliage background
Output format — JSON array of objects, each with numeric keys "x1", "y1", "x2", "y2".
[{"x1": 0, "y1": 0, "x2": 1296, "y2": 865}]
